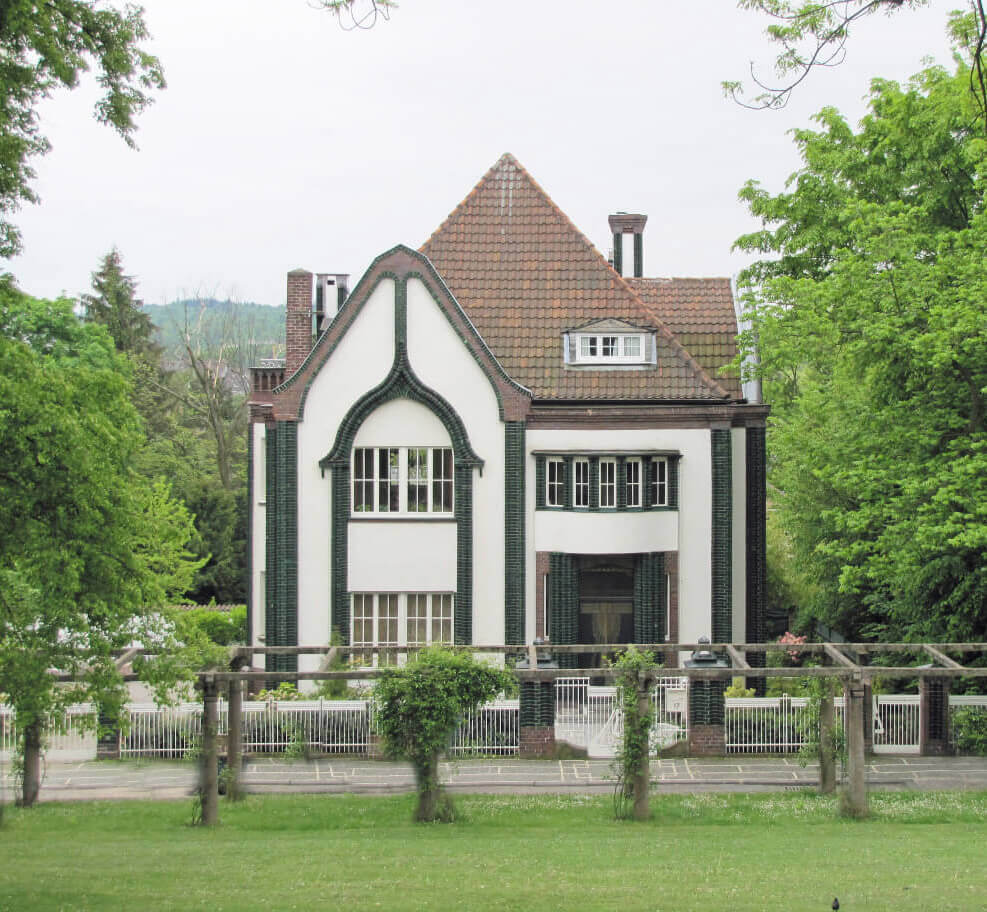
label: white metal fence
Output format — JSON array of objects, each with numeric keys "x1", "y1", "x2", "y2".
[
  {"x1": 3, "y1": 689, "x2": 982, "y2": 762},
  {"x1": 554, "y1": 676, "x2": 689, "y2": 758},
  {"x1": 0, "y1": 703, "x2": 98, "y2": 762}
]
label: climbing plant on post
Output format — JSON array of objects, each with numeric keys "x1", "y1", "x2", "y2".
[
  {"x1": 612, "y1": 646, "x2": 659, "y2": 820},
  {"x1": 797, "y1": 676, "x2": 846, "y2": 795},
  {"x1": 373, "y1": 648, "x2": 515, "y2": 822}
]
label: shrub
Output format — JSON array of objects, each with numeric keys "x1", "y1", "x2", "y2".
[{"x1": 953, "y1": 708, "x2": 987, "y2": 755}]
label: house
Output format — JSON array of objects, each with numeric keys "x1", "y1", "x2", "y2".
[{"x1": 246, "y1": 154, "x2": 768, "y2": 675}]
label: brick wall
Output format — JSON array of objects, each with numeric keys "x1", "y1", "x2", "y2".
[
  {"x1": 519, "y1": 725, "x2": 556, "y2": 758},
  {"x1": 285, "y1": 269, "x2": 313, "y2": 376},
  {"x1": 688, "y1": 723, "x2": 725, "y2": 756}
]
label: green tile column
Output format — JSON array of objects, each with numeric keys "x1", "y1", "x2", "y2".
[
  {"x1": 633, "y1": 552, "x2": 665, "y2": 644},
  {"x1": 745, "y1": 426, "x2": 767, "y2": 692},
  {"x1": 549, "y1": 553, "x2": 579, "y2": 669},
  {"x1": 504, "y1": 422, "x2": 526, "y2": 645},
  {"x1": 710, "y1": 428, "x2": 732, "y2": 646},
  {"x1": 455, "y1": 462, "x2": 474, "y2": 644},
  {"x1": 330, "y1": 462, "x2": 350, "y2": 643}
]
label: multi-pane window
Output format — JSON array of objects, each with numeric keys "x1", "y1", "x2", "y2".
[
  {"x1": 432, "y1": 448, "x2": 453, "y2": 512},
  {"x1": 599, "y1": 459, "x2": 616, "y2": 508},
  {"x1": 546, "y1": 458, "x2": 565, "y2": 507},
  {"x1": 625, "y1": 458, "x2": 641, "y2": 507},
  {"x1": 650, "y1": 457, "x2": 668, "y2": 507},
  {"x1": 353, "y1": 593, "x2": 454, "y2": 663},
  {"x1": 352, "y1": 447, "x2": 453, "y2": 515},
  {"x1": 573, "y1": 333, "x2": 647, "y2": 364},
  {"x1": 573, "y1": 458, "x2": 589, "y2": 508},
  {"x1": 407, "y1": 448, "x2": 429, "y2": 512}
]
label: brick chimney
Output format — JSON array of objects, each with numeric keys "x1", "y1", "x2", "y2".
[
  {"x1": 285, "y1": 268, "x2": 314, "y2": 376},
  {"x1": 608, "y1": 213, "x2": 648, "y2": 278}
]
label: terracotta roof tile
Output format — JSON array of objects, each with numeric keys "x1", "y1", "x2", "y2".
[{"x1": 421, "y1": 154, "x2": 738, "y2": 401}]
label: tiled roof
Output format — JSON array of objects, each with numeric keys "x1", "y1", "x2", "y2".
[
  {"x1": 627, "y1": 278, "x2": 742, "y2": 398},
  {"x1": 421, "y1": 154, "x2": 734, "y2": 401}
]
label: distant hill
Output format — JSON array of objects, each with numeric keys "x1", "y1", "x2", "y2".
[{"x1": 143, "y1": 299, "x2": 284, "y2": 360}]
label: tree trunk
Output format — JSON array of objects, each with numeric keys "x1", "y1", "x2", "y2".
[
  {"x1": 414, "y1": 755, "x2": 453, "y2": 822},
  {"x1": 632, "y1": 688, "x2": 651, "y2": 820},
  {"x1": 20, "y1": 721, "x2": 42, "y2": 808},
  {"x1": 818, "y1": 691, "x2": 836, "y2": 795}
]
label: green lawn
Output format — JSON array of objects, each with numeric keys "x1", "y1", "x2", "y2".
[{"x1": 2, "y1": 792, "x2": 986, "y2": 911}]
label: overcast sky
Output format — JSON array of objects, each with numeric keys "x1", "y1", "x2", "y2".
[{"x1": 3, "y1": 0, "x2": 959, "y2": 308}]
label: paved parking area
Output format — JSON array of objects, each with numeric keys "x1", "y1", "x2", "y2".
[{"x1": 3, "y1": 755, "x2": 987, "y2": 802}]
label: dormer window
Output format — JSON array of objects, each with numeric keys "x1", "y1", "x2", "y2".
[{"x1": 564, "y1": 319, "x2": 655, "y2": 367}]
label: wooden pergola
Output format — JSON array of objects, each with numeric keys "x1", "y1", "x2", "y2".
[{"x1": 182, "y1": 640, "x2": 987, "y2": 824}]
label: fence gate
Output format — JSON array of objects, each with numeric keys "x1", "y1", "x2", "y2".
[{"x1": 554, "y1": 677, "x2": 688, "y2": 758}]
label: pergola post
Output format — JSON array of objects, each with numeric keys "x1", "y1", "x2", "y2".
[
  {"x1": 632, "y1": 685, "x2": 651, "y2": 820},
  {"x1": 818, "y1": 690, "x2": 836, "y2": 795},
  {"x1": 199, "y1": 674, "x2": 220, "y2": 826},
  {"x1": 919, "y1": 676, "x2": 952, "y2": 756},
  {"x1": 226, "y1": 675, "x2": 244, "y2": 800},
  {"x1": 841, "y1": 681, "x2": 869, "y2": 818}
]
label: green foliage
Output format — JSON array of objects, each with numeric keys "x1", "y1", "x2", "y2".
[
  {"x1": 736, "y1": 46, "x2": 987, "y2": 642},
  {"x1": 142, "y1": 299, "x2": 284, "y2": 360},
  {"x1": 253, "y1": 682, "x2": 307, "y2": 703},
  {"x1": 80, "y1": 249, "x2": 158, "y2": 359},
  {"x1": 796, "y1": 677, "x2": 847, "y2": 771},
  {"x1": 725, "y1": 676, "x2": 756, "y2": 698},
  {"x1": 728, "y1": 3, "x2": 986, "y2": 121},
  {"x1": 373, "y1": 648, "x2": 515, "y2": 822},
  {"x1": 177, "y1": 607, "x2": 246, "y2": 647},
  {"x1": 610, "y1": 646, "x2": 658, "y2": 819},
  {"x1": 0, "y1": 282, "x2": 204, "y2": 781},
  {"x1": 0, "y1": 1, "x2": 165, "y2": 256},
  {"x1": 953, "y1": 707, "x2": 987, "y2": 754}
]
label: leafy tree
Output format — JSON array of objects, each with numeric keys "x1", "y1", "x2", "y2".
[
  {"x1": 0, "y1": 1, "x2": 164, "y2": 256},
  {"x1": 728, "y1": 1, "x2": 987, "y2": 122},
  {"x1": 373, "y1": 648, "x2": 515, "y2": 822},
  {"x1": 735, "y1": 40, "x2": 987, "y2": 641},
  {"x1": 0, "y1": 279, "x2": 202, "y2": 806}
]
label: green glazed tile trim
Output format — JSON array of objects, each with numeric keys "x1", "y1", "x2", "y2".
[
  {"x1": 549, "y1": 553, "x2": 579, "y2": 669},
  {"x1": 745, "y1": 427, "x2": 767, "y2": 685},
  {"x1": 563, "y1": 456, "x2": 573, "y2": 510},
  {"x1": 322, "y1": 277, "x2": 481, "y2": 646},
  {"x1": 274, "y1": 421, "x2": 298, "y2": 673},
  {"x1": 710, "y1": 429, "x2": 732, "y2": 646},
  {"x1": 689, "y1": 679, "x2": 726, "y2": 726},
  {"x1": 535, "y1": 455, "x2": 545, "y2": 509},
  {"x1": 589, "y1": 457, "x2": 600, "y2": 511},
  {"x1": 504, "y1": 421, "x2": 526, "y2": 645},
  {"x1": 633, "y1": 552, "x2": 665, "y2": 644},
  {"x1": 669, "y1": 456, "x2": 680, "y2": 510},
  {"x1": 331, "y1": 463, "x2": 350, "y2": 643},
  {"x1": 616, "y1": 457, "x2": 627, "y2": 511},
  {"x1": 265, "y1": 427, "x2": 277, "y2": 656}
]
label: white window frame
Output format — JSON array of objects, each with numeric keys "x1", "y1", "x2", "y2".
[
  {"x1": 599, "y1": 458, "x2": 617, "y2": 508},
  {"x1": 546, "y1": 457, "x2": 565, "y2": 507},
  {"x1": 351, "y1": 593, "x2": 455, "y2": 665},
  {"x1": 650, "y1": 457, "x2": 668, "y2": 507},
  {"x1": 351, "y1": 447, "x2": 454, "y2": 516},
  {"x1": 573, "y1": 332, "x2": 647, "y2": 364},
  {"x1": 625, "y1": 457, "x2": 642, "y2": 507},
  {"x1": 573, "y1": 458, "x2": 589, "y2": 508}
]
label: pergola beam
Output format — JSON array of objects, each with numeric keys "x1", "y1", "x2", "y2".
[
  {"x1": 923, "y1": 644, "x2": 963, "y2": 669},
  {"x1": 823, "y1": 643, "x2": 856, "y2": 668},
  {"x1": 725, "y1": 645, "x2": 751, "y2": 670}
]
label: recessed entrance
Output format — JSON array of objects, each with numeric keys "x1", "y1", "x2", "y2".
[{"x1": 577, "y1": 556, "x2": 634, "y2": 668}]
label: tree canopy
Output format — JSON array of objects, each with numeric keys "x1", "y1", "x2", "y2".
[
  {"x1": 0, "y1": 1, "x2": 164, "y2": 256},
  {"x1": 735, "y1": 44, "x2": 987, "y2": 641},
  {"x1": 729, "y1": 2, "x2": 987, "y2": 122},
  {"x1": 0, "y1": 278, "x2": 202, "y2": 803}
]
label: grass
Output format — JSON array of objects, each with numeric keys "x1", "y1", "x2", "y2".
[{"x1": 2, "y1": 791, "x2": 987, "y2": 911}]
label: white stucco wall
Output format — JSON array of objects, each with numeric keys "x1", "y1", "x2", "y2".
[
  {"x1": 406, "y1": 277, "x2": 506, "y2": 645},
  {"x1": 348, "y1": 522, "x2": 457, "y2": 591},
  {"x1": 526, "y1": 427, "x2": 714, "y2": 644},
  {"x1": 535, "y1": 510, "x2": 678, "y2": 554},
  {"x1": 294, "y1": 278, "x2": 396, "y2": 671},
  {"x1": 250, "y1": 422, "x2": 266, "y2": 658},
  {"x1": 731, "y1": 426, "x2": 747, "y2": 645}
]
